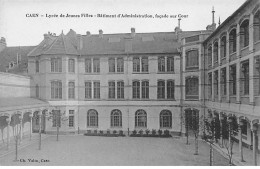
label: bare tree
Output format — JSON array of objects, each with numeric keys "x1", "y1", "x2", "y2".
[{"x1": 223, "y1": 137, "x2": 234, "y2": 166}]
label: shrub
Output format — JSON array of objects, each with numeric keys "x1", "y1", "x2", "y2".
[
  {"x1": 132, "y1": 130, "x2": 137, "y2": 135},
  {"x1": 113, "y1": 130, "x2": 117, "y2": 134},
  {"x1": 119, "y1": 130, "x2": 124, "y2": 136},
  {"x1": 87, "y1": 130, "x2": 91, "y2": 134},
  {"x1": 158, "y1": 129, "x2": 162, "y2": 136},
  {"x1": 107, "y1": 129, "x2": 110, "y2": 134},
  {"x1": 145, "y1": 129, "x2": 150, "y2": 135},
  {"x1": 164, "y1": 129, "x2": 170, "y2": 136},
  {"x1": 99, "y1": 130, "x2": 103, "y2": 134},
  {"x1": 151, "y1": 129, "x2": 156, "y2": 136},
  {"x1": 138, "y1": 129, "x2": 143, "y2": 135}
]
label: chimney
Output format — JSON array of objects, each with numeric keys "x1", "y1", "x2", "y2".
[
  {"x1": 0, "y1": 37, "x2": 7, "y2": 53},
  {"x1": 86, "y1": 31, "x2": 91, "y2": 36},
  {"x1": 212, "y1": 6, "x2": 215, "y2": 24},
  {"x1": 131, "y1": 27, "x2": 135, "y2": 37},
  {"x1": 99, "y1": 29, "x2": 103, "y2": 38}
]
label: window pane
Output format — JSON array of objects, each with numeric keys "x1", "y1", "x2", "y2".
[
  {"x1": 94, "y1": 82, "x2": 100, "y2": 99},
  {"x1": 108, "y1": 81, "x2": 115, "y2": 98},
  {"x1": 117, "y1": 81, "x2": 124, "y2": 99},
  {"x1": 133, "y1": 81, "x2": 140, "y2": 99},
  {"x1": 167, "y1": 81, "x2": 174, "y2": 99},
  {"x1": 133, "y1": 57, "x2": 140, "y2": 72},
  {"x1": 85, "y1": 82, "x2": 92, "y2": 99}
]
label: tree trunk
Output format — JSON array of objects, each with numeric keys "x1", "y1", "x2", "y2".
[{"x1": 194, "y1": 134, "x2": 198, "y2": 155}]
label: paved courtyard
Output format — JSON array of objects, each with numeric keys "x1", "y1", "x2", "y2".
[{"x1": 0, "y1": 135, "x2": 229, "y2": 166}]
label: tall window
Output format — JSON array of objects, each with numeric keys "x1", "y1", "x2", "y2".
[
  {"x1": 167, "y1": 57, "x2": 174, "y2": 72},
  {"x1": 141, "y1": 57, "x2": 148, "y2": 72},
  {"x1": 240, "y1": 20, "x2": 249, "y2": 48},
  {"x1": 157, "y1": 80, "x2": 165, "y2": 99},
  {"x1": 93, "y1": 81, "x2": 100, "y2": 99},
  {"x1": 221, "y1": 68, "x2": 227, "y2": 95},
  {"x1": 158, "y1": 57, "x2": 165, "y2": 72},
  {"x1": 230, "y1": 65, "x2": 236, "y2": 95},
  {"x1": 213, "y1": 42, "x2": 218, "y2": 63},
  {"x1": 133, "y1": 81, "x2": 140, "y2": 99},
  {"x1": 185, "y1": 77, "x2": 199, "y2": 100},
  {"x1": 186, "y1": 50, "x2": 199, "y2": 68},
  {"x1": 109, "y1": 58, "x2": 116, "y2": 72},
  {"x1": 167, "y1": 80, "x2": 175, "y2": 99},
  {"x1": 117, "y1": 81, "x2": 124, "y2": 99},
  {"x1": 111, "y1": 109, "x2": 122, "y2": 127},
  {"x1": 117, "y1": 58, "x2": 124, "y2": 72},
  {"x1": 229, "y1": 29, "x2": 237, "y2": 53},
  {"x1": 208, "y1": 46, "x2": 212, "y2": 66},
  {"x1": 93, "y1": 58, "x2": 100, "y2": 73},
  {"x1": 69, "y1": 110, "x2": 74, "y2": 127},
  {"x1": 159, "y1": 56, "x2": 174, "y2": 72},
  {"x1": 51, "y1": 81, "x2": 62, "y2": 99},
  {"x1": 85, "y1": 58, "x2": 92, "y2": 73},
  {"x1": 241, "y1": 62, "x2": 249, "y2": 95},
  {"x1": 87, "y1": 109, "x2": 98, "y2": 127},
  {"x1": 214, "y1": 71, "x2": 219, "y2": 96},
  {"x1": 68, "y1": 59, "x2": 75, "y2": 73},
  {"x1": 36, "y1": 84, "x2": 39, "y2": 98},
  {"x1": 221, "y1": 36, "x2": 227, "y2": 59},
  {"x1": 36, "y1": 60, "x2": 39, "y2": 73},
  {"x1": 141, "y1": 81, "x2": 149, "y2": 99},
  {"x1": 254, "y1": 10, "x2": 260, "y2": 42},
  {"x1": 133, "y1": 57, "x2": 140, "y2": 72},
  {"x1": 135, "y1": 109, "x2": 147, "y2": 128},
  {"x1": 108, "y1": 81, "x2": 115, "y2": 98},
  {"x1": 160, "y1": 110, "x2": 172, "y2": 128},
  {"x1": 208, "y1": 73, "x2": 212, "y2": 99},
  {"x1": 51, "y1": 58, "x2": 62, "y2": 72},
  {"x1": 85, "y1": 81, "x2": 92, "y2": 99},
  {"x1": 68, "y1": 81, "x2": 75, "y2": 99}
]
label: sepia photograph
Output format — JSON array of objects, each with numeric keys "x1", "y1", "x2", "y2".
[{"x1": 0, "y1": 0, "x2": 259, "y2": 166}]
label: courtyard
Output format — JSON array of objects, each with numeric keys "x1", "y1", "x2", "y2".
[{"x1": 0, "y1": 135, "x2": 229, "y2": 166}]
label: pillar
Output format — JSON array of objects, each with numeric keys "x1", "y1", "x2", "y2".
[
  {"x1": 249, "y1": 13, "x2": 254, "y2": 51},
  {"x1": 29, "y1": 113, "x2": 33, "y2": 141},
  {"x1": 38, "y1": 111, "x2": 42, "y2": 150},
  {"x1": 20, "y1": 113, "x2": 23, "y2": 141},
  {"x1": 238, "y1": 120, "x2": 244, "y2": 162},
  {"x1": 249, "y1": 57, "x2": 255, "y2": 105},
  {"x1": 6, "y1": 117, "x2": 10, "y2": 150}
]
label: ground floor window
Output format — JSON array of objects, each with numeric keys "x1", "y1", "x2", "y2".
[
  {"x1": 87, "y1": 109, "x2": 98, "y2": 127},
  {"x1": 160, "y1": 110, "x2": 172, "y2": 128},
  {"x1": 111, "y1": 109, "x2": 122, "y2": 127},
  {"x1": 135, "y1": 109, "x2": 147, "y2": 127},
  {"x1": 69, "y1": 110, "x2": 74, "y2": 127},
  {"x1": 52, "y1": 110, "x2": 61, "y2": 127}
]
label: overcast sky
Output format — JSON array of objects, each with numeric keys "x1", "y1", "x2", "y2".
[{"x1": 0, "y1": 0, "x2": 246, "y2": 46}]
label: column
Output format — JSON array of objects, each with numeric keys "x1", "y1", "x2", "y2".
[
  {"x1": 238, "y1": 120, "x2": 244, "y2": 162},
  {"x1": 38, "y1": 111, "x2": 42, "y2": 150},
  {"x1": 236, "y1": 62, "x2": 241, "y2": 103},
  {"x1": 249, "y1": 57, "x2": 254, "y2": 105},
  {"x1": 236, "y1": 23, "x2": 241, "y2": 57},
  {"x1": 29, "y1": 113, "x2": 33, "y2": 141},
  {"x1": 6, "y1": 117, "x2": 10, "y2": 150},
  {"x1": 249, "y1": 13, "x2": 254, "y2": 52},
  {"x1": 20, "y1": 113, "x2": 23, "y2": 141}
]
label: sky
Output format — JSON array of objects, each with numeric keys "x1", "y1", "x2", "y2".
[{"x1": 0, "y1": 0, "x2": 246, "y2": 46}]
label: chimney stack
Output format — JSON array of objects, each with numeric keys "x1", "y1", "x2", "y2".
[
  {"x1": 99, "y1": 29, "x2": 103, "y2": 38},
  {"x1": 212, "y1": 6, "x2": 215, "y2": 24},
  {"x1": 0, "y1": 37, "x2": 7, "y2": 52},
  {"x1": 131, "y1": 27, "x2": 135, "y2": 37},
  {"x1": 86, "y1": 31, "x2": 91, "y2": 36}
]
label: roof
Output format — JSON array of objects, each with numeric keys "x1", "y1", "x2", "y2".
[
  {"x1": 0, "y1": 97, "x2": 49, "y2": 112},
  {"x1": 0, "y1": 46, "x2": 35, "y2": 73}
]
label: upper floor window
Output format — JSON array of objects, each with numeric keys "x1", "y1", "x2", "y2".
[
  {"x1": 85, "y1": 58, "x2": 92, "y2": 73},
  {"x1": 254, "y1": 10, "x2": 260, "y2": 42},
  {"x1": 141, "y1": 57, "x2": 148, "y2": 72},
  {"x1": 93, "y1": 81, "x2": 100, "y2": 99},
  {"x1": 241, "y1": 61, "x2": 249, "y2": 95},
  {"x1": 117, "y1": 58, "x2": 124, "y2": 73},
  {"x1": 51, "y1": 58, "x2": 62, "y2": 72},
  {"x1": 93, "y1": 58, "x2": 100, "y2": 73},
  {"x1": 220, "y1": 36, "x2": 227, "y2": 59},
  {"x1": 133, "y1": 56, "x2": 148, "y2": 73},
  {"x1": 68, "y1": 81, "x2": 75, "y2": 99},
  {"x1": 158, "y1": 56, "x2": 174, "y2": 72},
  {"x1": 185, "y1": 77, "x2": 199, "y2": 100},
  {"x1": 240, "y1": 20, "x2": 249, "y2": 48},
  {"x1": 85, "y1": 81, "x2": 92, "y2": 99},
  {"x1": 208, "y1": 46, "x2": 212, "y2": 66},
  {"x1": 36, "y1": 60, "x2": 39, "y2": 73},
  {"x1": 221, "y1": 68, "x2": 226, "y2": 96},
  {"x1": 208, "y1": 73, "x2": 212, "y2": 99},
  {"x1": 109, "y1": 58, "x2": 116, "y2": 72},
  {"x1": 213, "y1": 42, "x2": 218, "y2": 63},
  {"x1": 109, "y1": 57, "x2": 124, "y2": 73},
  {"x1": 157, "y1": 80, "x2": 165, "y2": 99},
  {"x1": 167, "y1": 80, "x2": 175, "y2": 99},
  {"x1": 141, "y1": 81, "x2": 149, "y2": 99},
  {"x1": 230, "y1": 65, "x2": 236, "y2": 95},
  {"x1": 132, "y1": 81, "x2": 140, "y2": 99},
  {"x1": 108, "y1": 81, "x2": 116, "y2": 99},
  {"x1": 186, "y1": 50, "x2": 199, "y2": 69},
  {"x1": 117, "y1": 81, "x2": 124, "y2": 99},
  {"x1": 133, "y1": 57, "x2": 140, "y2": 72},
  {"x1": 214, "y1": 71, "x2": 219, "y2": 96},
  {"x1": 68, "y1": 59, "x2": 75, "y2": 73},
  {"x1": 51, "y1": 80, "x2": 62, "y2": 99},
  {"x1": 229, "y1": 29, "x2": 237, "y2": 54}
]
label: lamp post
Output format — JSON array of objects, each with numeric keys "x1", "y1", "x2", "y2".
[{"x1": 228, "y1": 117, "x2": 232, "y2": 154}]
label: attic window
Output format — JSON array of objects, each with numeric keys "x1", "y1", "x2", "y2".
[
  {"x1": 108, "y1": 37, "x2": 121, "y2": 43},
  {"x1": 141, "y1": 36, "x2": 154, "y2": 42}
]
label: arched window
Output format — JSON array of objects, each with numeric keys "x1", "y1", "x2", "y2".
[
  {"x1": 254, "y1": 10, "x2": 260, "y2": 42},
  {"x1": 87, "y1": 109, "x2": 98, "y2": 127},
  {"x1": 220, "y1": 36, "x2": 226, "y2": 59},
  {"x1": 111, "y1": 109, "x2": 122, "y2": 127},
  {"x1": 240, "y1": 20, "x2": 249, "y2": 48},
  {"x1": 186, "y1": 50, "x2": 199, "y2": 69},
  {"x1": 185, "y1": 77, "x2": 199, "y2": 100},
  {"x1": 213, "y1": 42, "x2": 218, "y2": 63},
  {"x1": 160, "y1": 110, "x2": 172, "y2": 128},
  {"x1": 208, "y1": 46, "x2": 212, "y2": 66},
  {"x1": 229, "y1": 29, "x2": 237, "y2": 53},
  {"x1": 135, "y1": 109, "x2": 147, "y2": 127}
]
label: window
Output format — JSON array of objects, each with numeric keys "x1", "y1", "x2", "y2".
[
  {"x1": 135, "y1": 109, "x2": 147, "y2": 128},
  {"x1": 87, "y1": 109, "x2": 98, "y2": 127},
  {"x1": 240, "y1": 20, "x2": 249, "y2": 48},
  {"x1": 208, "y1": 46, "x2": 212, "y2": 66},
  {"x1": 36, "y1": 60, "x2": 39, "y2": 73},
  {"x1": 141, "y1": 57, "x2": 148, "y2": 72},
  {"x1": 93, "y1": 81, "x2": 100, "y2": 99},
  {"x1": 36, "y1": 84, "x2": 39, "y2": 98},
  {"x1": 158, "y1": 56, "x2": 174, "y2": 72},
  {"x1": 141, "y1": 81, "x2": 149, "y2": 99},
  {"x1": 214, "y1": 71, "x2": 219, "y2": 96},
  {"x1": 68, "y1": 81, "x2": 75, "y2": 99},
  {"x1": 167, "y1": 57, "x2": 174, "y2": 72},
  {"x1": 85, "y1": 58, "x2": 92, "y2": 73},
  {"x1": 68, "y1": 59, "x2": 75, "y2": 73},
  {"x1": 241, "y1": 121, "x2": 247, "y2": 135},
  {"x1": 133, "y1": 81, "x2": 140, "y2": 99},
  {"x1": 85, "y1": 81, "x2": 92, "y2": 99},
  {"x1": 221, "y1": 68, "x2": 226, "y2": 95},
  {"x1": 108, "y1": 81, "x2": 116, "y2": 98},
  {"x1": 51, "y1": 58, "x2": 62, "y2": 72},
  {"x1": 51, "y1": 81, "x2": 62, "y2": 99},
  {"x1": 167, "y1": 80, "x2": 174, "y2": 99},
  {"x1": 117, "y1": 58, "x2": 124, "y2": 72},
  {"x1": 109, "y1": 58, "x2": 115, "y2": 72},
  {"x1": 133, "y1": 57, "x2": 140, "y2": 72},
  {"x1": 229, "y1": 29, "x2": 237, "y2": 54},
  {"x1": 117, "y1": 81, "x2": 124, "y2": 99},
  {"x1": 213, "y1": 42, "x2": 218, "y2": 63},
  {"x1": 93, "y1": 58, "x2": 100, "y2": 73},
  {"x1": 254, "y1": 10, "x2": 260, "y2": 42},
  {"x1": 241, "y1": 61, "x2": 249, "y2": 95},
  {"x1": 160, "y1": 110, "x2": 172, "y2": 128},
  {"x1": 52, "y1": 110, "x2": 61, "y2": 127},
  {"x1": 208, "y1": 73, "x2": 212, "y2": 99},
  {"x1": 69, "y1": 110, "x2": 74, "y2": 127},
  {"x1": 111, "y1": 109, "x2": 122, "y2": 127},
  {"x1": 186, "y1": 50, "x2": 199, "y2": 68},
  {"x1": 185, "y1": 77, "x2": 199, "y2": 100},
  {"x1": 157, "y1": 80, "x2": 165, "y2": 99},
  {"x1": 220, "y1": 36, "x2": 227, "y2": 59},
  {"x1": 230, "y1": 65, "x2": 236, "y2": 95}
]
